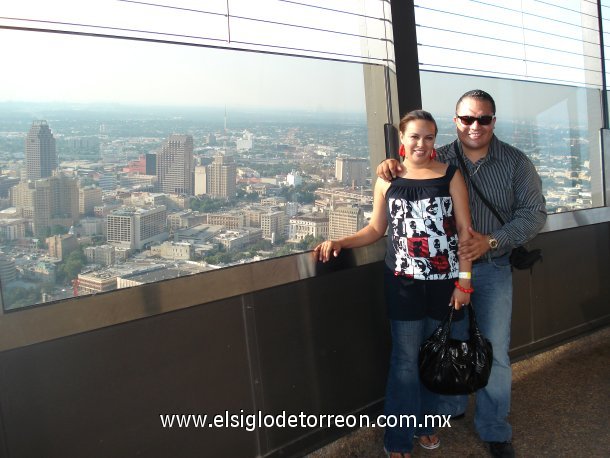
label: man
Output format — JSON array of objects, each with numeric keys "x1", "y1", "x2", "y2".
[{"x1": 377, "y1": 90, "x2": 547, "y2": 458}]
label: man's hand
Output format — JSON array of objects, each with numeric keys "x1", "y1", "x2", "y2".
[
  {"x1": 376, "y1": 158, "x2": 403, "y2": 181},
  {"x1": 458, "y1": 227, "x2": 491, "y2": 262}
]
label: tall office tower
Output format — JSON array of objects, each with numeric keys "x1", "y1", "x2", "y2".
[
  {"x1": 329, "y1": 205, "x2": 365, "y2": 240},
  {"x1": 194, "y1": 165, "x2": 208, "y2": 196},
  {"x1": 145, "y1": 153, "x2": 157, "y2": 176},
  {"x1": 25, "y1": 120, "x2": 58, "y2": 180},
  {"x1": 157, "y1": 134, "x2": 194, "y2": 195},
  {"x1": 51, "y1": 175, "x2": 79, "y2": 224},
  {"x1": 11, "y1": 175, "x2": 79, "y2": 237},
  {"x1": 207, "y1": 154, "x2": 236, "y2": 199},
  {"x1": 335, "y1": 157, "x2": 368, "y2": 187},
  {"x1": 79, "y1": 186, "x2": 103, "y2": 216}
]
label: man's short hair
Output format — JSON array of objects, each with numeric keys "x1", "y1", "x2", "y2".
[{"x1": 456, "y1": 89, "x2": 496, "y2": 115}]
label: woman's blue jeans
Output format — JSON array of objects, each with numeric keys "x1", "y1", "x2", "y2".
[
  {"x1": 383, "y1": 317, "x2": 440, "y2": 453},
  {"x1": 437, "y1": 254, "x2": 513, "y2": 442}
]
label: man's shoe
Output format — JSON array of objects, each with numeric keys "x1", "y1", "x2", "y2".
[{"x1": 488, "y1": 441, "x2": 515, "y2": 458}]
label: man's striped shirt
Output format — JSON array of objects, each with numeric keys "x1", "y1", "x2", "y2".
[{"x1": 436, "y1": 135, "x2": 547, "y2": 257}]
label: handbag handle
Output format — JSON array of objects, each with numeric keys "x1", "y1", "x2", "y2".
[
  {"x1": 434, "y1": 306, "x2": 455, "y2": 345},
  {"x1": 467, "y1": 303, "x2": 484, "y2": 339},
  {"x1": 439, "y1": 303, "x2": 484, "y2": 343}
]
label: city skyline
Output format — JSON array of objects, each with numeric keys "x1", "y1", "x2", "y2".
[{"x1": 0, "y1": 108, "x2": 596, "y2": 310}]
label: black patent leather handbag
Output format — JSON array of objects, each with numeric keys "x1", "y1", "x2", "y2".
[{"x1": 418, "y1": 304, "x2": 493, "y2": 395}]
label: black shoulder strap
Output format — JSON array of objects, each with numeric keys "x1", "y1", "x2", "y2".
[{"x1": 453, "y1": 140, "x2": 505, "y2": 226}]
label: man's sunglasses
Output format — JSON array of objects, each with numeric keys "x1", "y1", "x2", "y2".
[{"x1": 456, "y1": 115, "x2": 495, "y2": 126}]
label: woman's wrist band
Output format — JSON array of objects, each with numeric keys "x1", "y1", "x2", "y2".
[
  {"x1": 454, "y1": 280, "x2": 474, "y2": 294},
  {"x1": 458, "y1": 271, "x2": 471, "y2": 279}
]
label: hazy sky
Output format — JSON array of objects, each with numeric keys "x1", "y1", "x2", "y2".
[{"x1": 0, "y1": 27, "x2": 369, "y2": 112}]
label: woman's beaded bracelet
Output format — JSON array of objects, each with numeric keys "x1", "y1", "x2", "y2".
[{"x1": 454, "y1": 280, "x2": 474, "y2": 294}]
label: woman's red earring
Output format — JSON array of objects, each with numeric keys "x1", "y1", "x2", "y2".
[
  {"x1": 399, "y1": 144, "x2": 405, "y2": 157},
  {"x1": 431, "y1": 148, "x2": 437, "y2": 160}
]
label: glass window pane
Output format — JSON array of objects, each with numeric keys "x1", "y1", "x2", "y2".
[
  {"x1": 0, "y1": 28, "x2": 387, "y2": 310},
  {"x1": 421, "y1": 71, "x2": 604, "y2": 215}
]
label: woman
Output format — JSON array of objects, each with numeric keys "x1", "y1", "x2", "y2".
[{"x1": 314, "y1": 110, "x2": 473, "y2": 458}]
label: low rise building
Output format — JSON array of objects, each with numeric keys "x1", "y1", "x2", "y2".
[
  {"x1": 77, "y1": 271, "x2": 117, "y2": 295},
  {"x1": 214, "y1": 228, "x2": 263, "y2": 251},
  {"x1": 150, "y1": 241, "x2": 193, "y2": 260},
  {"x1": 288, "y1": 214, "x2": 329, "y2": 242}
]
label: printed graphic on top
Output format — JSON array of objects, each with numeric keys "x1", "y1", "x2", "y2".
[{"x1": 389, "y1": 196, "x2": 458, "y2": 280}]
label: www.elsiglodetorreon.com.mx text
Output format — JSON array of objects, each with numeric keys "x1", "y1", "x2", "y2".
[{"x1": 160, "y1": 411, "x2": 454, "y2": 431}]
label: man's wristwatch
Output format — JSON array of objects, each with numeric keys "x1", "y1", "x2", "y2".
[{"x1": 488, "y1": 236, "x2": 499, "y2": 250}]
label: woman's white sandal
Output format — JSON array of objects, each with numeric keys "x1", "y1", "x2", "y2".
[{"x1": 414, "y1": 434, "x2": 440, "y2": 450}]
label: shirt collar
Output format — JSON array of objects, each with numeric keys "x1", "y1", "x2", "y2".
[{"x1": 453, "y1": 134, "x2": 499, "y2": 163}]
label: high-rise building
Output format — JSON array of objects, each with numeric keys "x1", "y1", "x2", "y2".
[
  {"x1": 207, "y1": 154, "x2": 236, "y2": 199},
  {"x1": 11, "y1": 175, "x2": 79, "y2": 237},
  {"x1": 145, "y1": 153, "x2": 157, "y2": 176},
  {"x1": 49, "y1": 175, "x2": 79, "y2": 227},
  {"x1": 79, "y1": 186, "x2": 103, "y2": 216},
  {"x1": 25, "y1": 120, "x2": 58, "y2": 180},
  {"x1": 106, "y1": 206, "x2": 168, "y2": 250},
  {"x1": 329, "y1": 205, "x2": 365, "y2": 240},
  {"x1": 157, "y1": 134, "x2": 194, "y2": 195},
  {"x1": 194, "y1": 165, "x2": 208, "y2": 196},
  {"x1": 261, "y1": 210, "x2": 287, "y2": 241},
  {"x1": 335, "y1": 157, "x2": 368, "y2": 187}
]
